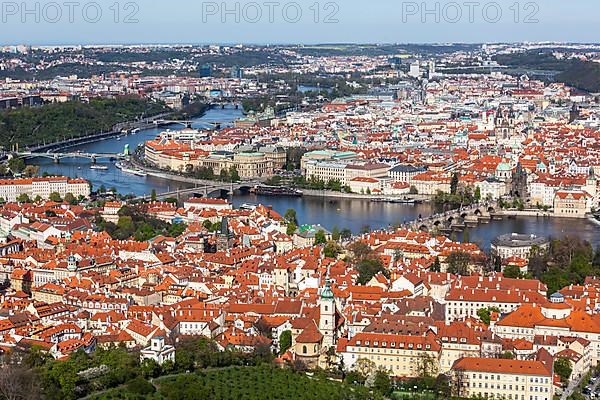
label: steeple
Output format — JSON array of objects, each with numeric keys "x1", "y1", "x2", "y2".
[
  {"x1": 319, "y1": 268, "x2": 336, "y2": 348},
  {"x1": 320, "y1": 276, "x2": 334, "y2": 300}
]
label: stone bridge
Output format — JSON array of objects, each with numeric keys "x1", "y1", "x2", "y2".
[
  {"x1": 135, "y1": 181, "x2": 261, "y2": 202},
  {"x1": 406, "y1": 201, "x2": 501, "y2": 232}
]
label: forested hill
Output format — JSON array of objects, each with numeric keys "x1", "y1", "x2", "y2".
[
  {"x1": 555, "y1": 61, "x2": 600, "y2": 94},
  {"x1": 0, "y1": 96, "x2": 168, "y2": 149},
  {"x1": 493, "y1": 51, "x2": 600, "y2": 93}
]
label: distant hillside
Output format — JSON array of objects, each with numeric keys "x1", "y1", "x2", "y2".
[
  {"x1": 556, "y1": 61, "x2": 600, "y2": 93},
  {"x1": 0, "y1": 96, "x2": 167, "y2": 148},
  {"x1": 493, "y1": 51, "x2": 600, "y2": 93}
]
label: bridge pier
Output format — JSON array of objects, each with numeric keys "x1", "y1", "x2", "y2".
[
  {"x1": 53, "y1": 154, "x2": 60, "y2": 164},
  {"x1": 91, "y1": 156, "x2": 96, "y2": 164}
]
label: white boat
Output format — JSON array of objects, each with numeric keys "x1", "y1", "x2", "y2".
[
  {"x1": 120, "y1": 166, "x2": 147, "y2": 177},
  {"x1": 239, "y1": 203, "x2": 257, "y2": 210},
  {"x1": 90, "y1": 165, "x2": 109, "y2": 171},
  {"x1": 131, "y1": 128, "x2": 140, "y2": 134}
]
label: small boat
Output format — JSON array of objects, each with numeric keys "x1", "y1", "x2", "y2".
[
  {"x1": 131, "y1": 128, "x2": 140, "y2": 134},
  {"x1": 116, "y1": 137, "x2": 121, "y2": 141},
  {"x1": 90, "y1": 165, "x2": 109, "y2": 171},
  {"x1": 239, "y1": 203, "x2": 257, "y2": 210}
]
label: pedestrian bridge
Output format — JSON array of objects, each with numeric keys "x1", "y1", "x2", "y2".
[{"x1": 405, "y1": 201, "x2": 501, "y2": 232}]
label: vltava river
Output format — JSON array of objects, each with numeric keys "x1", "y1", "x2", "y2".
[{"x1": 32, "y1": 105, "x2": 600, "y2": 248}]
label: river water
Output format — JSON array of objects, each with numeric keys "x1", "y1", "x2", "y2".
[{"x1": 32, "y1": 105, "x2": 600, "y2": 248}]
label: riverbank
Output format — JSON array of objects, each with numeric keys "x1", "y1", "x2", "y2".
[
  {"x1": 301, "y1": 188, "x2": 431, "y2": 201},
  {"x1": 17, "y1": 102, "x2": 215, "y2": 154}
]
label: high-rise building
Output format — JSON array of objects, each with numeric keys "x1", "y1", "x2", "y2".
[
  {"x1": 198, "y1": 64, "x2": 212, "y2": 78},
  {"x1": 230, "y1": 65, "x2": 243, "y2": 79}
]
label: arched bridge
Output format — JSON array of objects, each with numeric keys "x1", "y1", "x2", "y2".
[
  {"x1": 17, "y1": 151, "x2": 125, "y2": 163},
  {"x1": 152, "y1": 119, "x2": 232, "y2": 129},
  {"x1": 135, "y1": 180, "x2": 261, "y2": 201},
  {"x1": 406, "y1": 201, "x2": 502, "y2": 232}
]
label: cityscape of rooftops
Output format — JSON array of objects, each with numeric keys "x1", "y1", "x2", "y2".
[{"x1": 0, "y1": 2, "x2": 599, "y2": 400}]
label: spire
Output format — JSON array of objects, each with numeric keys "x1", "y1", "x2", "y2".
[{"x1": 321, "y1": 266, "x2": 334, "y2": 300}]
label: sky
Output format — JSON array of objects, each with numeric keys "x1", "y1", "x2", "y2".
[{"x1": 1, "y1": 0, "x2": 599, "y2": 45}]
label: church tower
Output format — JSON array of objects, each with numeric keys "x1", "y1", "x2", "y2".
[
  {"x1": 216, "y1": 216, "x2": 233, "y2": 252},
  {"x1": 319, "y1": 276, "x2": 336, "y2": 348},
  {"x1": 586, "y1": 168, "x2": 597, "y2": 208}
]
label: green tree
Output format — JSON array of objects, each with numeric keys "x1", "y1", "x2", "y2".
[
  {"x1": 503, "y1": 264, "x2": 522, "y2": 279},
  {"x1": 23, "y1": 165, "x2": 39, "y2": 177},
  {"x1": 284, "y1": 208, "x2": 298, "y2": 224},
  {"x1": 331, "y1": 226, "x2": 340, "y2": 241},
  {"x1": 554, "y1": 357, "x2": 572, "y2": 383},
  {"x1": 48, "y1": 192, "x2": 62, "y2": 202},
  {"x1": 126, "y1": 376, "x2": 156, "y2": 396},
  {"x1": 474, "y1": 186, "x2": 481, "y2": 202},
  {"x1": 324, "y1": 241, "x2": 342, "y2": 258},
  {"x1": 229, "y1": 165, "x2": 240, "y2": 182},
  {"x1": 219, "y1": 168, "x2": 229, "y2": 181},
  {"x1": 63, "y1": 193, "x2": 77, "y2": 205},
  {"x1": 16, "y1": 193, "x2": 31, "y2": 203},
  {"x1": 340, "y1": 228, "x2": 352, "y2": 240},
  {"x1": 8, "y1": 157, "x2": 25, "y2": 173},
  {"x1": 356, "y1": 258, "x2": 388, "y2": 285},
  {"x1": 279, "y1": 330, "x2": 292, "y2": 355},
  {"x1": 446, "y1": 251, "x2": 471, "y2": 275},
  {"x1": 140, "y1": 359, "x2": 161, "y2": 379},
  {"x1": 477, "y1": 306, "x2": 500, "y2": 325},
  {"x1": 151, "y1": 189, "x2": 157, "y2": 201},
  {"x1": 286, "y1": 222, "x2": 297, "y2": 236},
  {"x1": 314, "y1": 230, "x2": 327, "y2": 245},
  {"x1": 372, "y1": 370, "x2": 391, "y2": 396}
]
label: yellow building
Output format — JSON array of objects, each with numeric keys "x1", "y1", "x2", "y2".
[
  {"x1": 451, "y1": 357, "x2": 553, "y2": 400},
  {"x1": 339, "y1": 332, "x2": 441, "y2": 377},
  {"x1": 553, "y1": 190, "x2": 591, "y2": 218}
]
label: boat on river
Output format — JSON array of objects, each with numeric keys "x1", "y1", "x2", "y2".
[
  {"x1": 115, "y1": 162, "x2": 147, "y2": 177},
  {"x1": 250, "y1": 185, "x2": 302, "y2": 197},
  {"x1": 90, "y1": 165, "x2": 109, "y2": 171}
]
